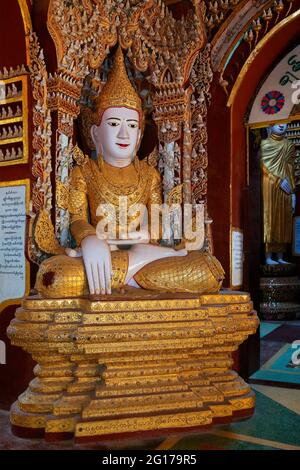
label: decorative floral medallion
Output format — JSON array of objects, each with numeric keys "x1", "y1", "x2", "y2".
[{"x1": 261, "y1": 90, "x2": 285, "y2": 115}]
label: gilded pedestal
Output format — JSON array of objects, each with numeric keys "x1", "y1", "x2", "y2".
[{"x1": 7, "y1": 289, "x2": 258, "y2": 442}]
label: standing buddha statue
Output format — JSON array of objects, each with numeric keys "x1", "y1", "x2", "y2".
[
  {"x1": 261, "y1": 123, "x2": 296, "y2": 265},
  {"x1": 35, "y1": 47, "x2": 224, "y2": 297}
]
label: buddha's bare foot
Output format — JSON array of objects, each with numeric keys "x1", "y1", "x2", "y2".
[
  {"x1": 126, "y1": 244, "x2": 187, "y2": 285},
  {"x1": 131, "y1": 244, "x2": 187, "y2": 258},
  {"x1": 175, "y1": 248, "x2": 188, "y2": 256},
  {"x1": 157, "y1": 245, "x2": 188, "y2": 257}
]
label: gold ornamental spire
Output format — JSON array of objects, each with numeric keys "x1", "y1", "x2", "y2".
[{"x1": 95, "y1": 46, "x2": 143, "y2": 124}]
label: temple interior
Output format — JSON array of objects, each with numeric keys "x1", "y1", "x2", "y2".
[{"x1": 0, "y1": 0, "x2": 300, "y2": 452}]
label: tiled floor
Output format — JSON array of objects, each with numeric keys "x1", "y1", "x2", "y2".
[
  {"x1": 1, "y1": 385, "x2": 299, "y2": 450},
  {"x1": 252, "y1": 384, "x2": 300, "y2": 415}
]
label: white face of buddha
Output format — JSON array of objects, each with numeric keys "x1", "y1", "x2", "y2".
[
  {"x1": 91, "y1": 107, "x2": 141, "y2": 167},
  {"x1": 271, "y1": 123, "x2": 287, "y2": 136}
]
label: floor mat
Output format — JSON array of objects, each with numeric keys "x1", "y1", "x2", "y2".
[
  {"x1": 260, "y1": 322, "x2": 281, "y2": 339},
  {"x1": 262, "y1": 324, "x2": 300, "y2": 343},
  {"x1": 251, "y1": 343, "x2": 300, "y2": 387},
  {"x1": 168, "y1": 390, "x2": 300, "y2": 450}
]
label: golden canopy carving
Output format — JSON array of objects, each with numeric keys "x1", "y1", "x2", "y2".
[{"x1": 47, "y1": 0, "x2": 207, "y2": 86}]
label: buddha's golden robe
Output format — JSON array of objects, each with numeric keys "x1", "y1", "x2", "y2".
[
  {"x1": 36, "y1": 157, "x2": 224, "y2": 297},
  {"x1": 68, "y1": 157, "x2": 162, "y2": 245},
  {"x1": 261, "y1": 135, "x2": 295, "y2": 252}
]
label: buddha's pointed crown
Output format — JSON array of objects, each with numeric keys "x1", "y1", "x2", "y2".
[{"x1": 95, "y1": 45, "x2": 143, "y2": 125}]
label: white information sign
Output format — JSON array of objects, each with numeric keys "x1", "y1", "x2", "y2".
[
  {"x1": 231, "y1": 229, "x2": 244, "y2": 288},
  {"x1": 0, "y1": 183, "x2": 27, "y2": 305}
]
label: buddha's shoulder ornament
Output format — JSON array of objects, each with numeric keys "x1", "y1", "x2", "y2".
[
  {"x1": 147, "y1": 146, "x2": 158, "y2": 168},
  {"x1": 73, "y1": 145, "x2": 89, "y2": 167},
  {"x1": 72, "y1": 145, "x2": 97, "y2": 187}
]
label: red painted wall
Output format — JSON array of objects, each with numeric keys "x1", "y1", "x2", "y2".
[
  {"x1": 0, "y1": 307, "x2": 35, "y2": 409},
  {"x1": 207, "y1": 81, "x2": 231, "y2": 285},
  {"x1": 0, "y1": 1, "x2": 34, "y2": 409},
  {"x1": 0, "y1": 1, "x2": 27, "y2": 69}
]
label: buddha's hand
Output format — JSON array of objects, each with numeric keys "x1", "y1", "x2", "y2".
[
  {"x1": 280, "y1": 178, "x2": 292, "y2": 194},
  {"x1": 123, "y1": 228, "x2": 150, "y2": 243},
  {"x1": 81, "y1": 235, "x2": 112, "y2": 295}
]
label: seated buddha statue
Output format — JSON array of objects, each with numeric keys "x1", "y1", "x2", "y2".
[{"x1": 35, "y1": 47, "x2": 224, "y2": 298}]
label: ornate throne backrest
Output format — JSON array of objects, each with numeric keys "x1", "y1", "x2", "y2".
[{"x1": 30, "y1": 0, "x2": 213, "y2": 261}]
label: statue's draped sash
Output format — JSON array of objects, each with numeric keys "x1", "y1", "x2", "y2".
[{"x1": 261, "y1": 136, "x2": 295, "y2": 251}]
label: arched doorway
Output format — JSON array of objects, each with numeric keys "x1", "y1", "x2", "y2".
[
  {"x1": 208, "y1": 12, "x2": 300, "y2": 377},
  {"x1": 245, "y1": 43, "x2": 300, "y2": 387}
]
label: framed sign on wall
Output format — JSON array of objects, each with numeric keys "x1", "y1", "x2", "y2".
[
  {"x1": 230, "y1": 227, "x2": 244, "y2": 290},
  {"x1": 0, "y1": 179, "x2": 30, "y2": 311}
]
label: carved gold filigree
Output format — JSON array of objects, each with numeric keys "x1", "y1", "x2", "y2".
[
  {"x1": 47, "y1": 0, "x2": 206, "y2": 87},
  {"x1": 167, "y1": 184, "x2": 183, "y2": 205},
  {"x1": 215, "y1": 0, "x2": 299, "y2": 98},
  {"x1": 189, "y1": 44, "x2": 213, "y2": 211},
  {"x1": 147, "y1": 146, "x2": 159, "y2": 167},
  {"x1": 26, "y1": 33, "x2": 56, "y2": 263},
  {"x1": 204, "y1": 0, "x2": 245, "y2": 38},
  {"x1": 34, "y1": 209, "x2": 65, "y2": 255},
  {"x1": 29, "y1": 33, "x2": 52, "y2": 214},
  {"x1": 72, "y1": 145, "x2": 88, "y2": 167},
  {"x1": 47, "y1": 72, "x2": 81, "y2": 117},
  {"x1": 243, "y1": 0, "x2": 293, "y2": 53},
  {"x1": 56, "y1": 181, "x2": 69, "y2": 210},
  {"x1": 57, "y1": 112, "x2": 73, "y2": 137}
]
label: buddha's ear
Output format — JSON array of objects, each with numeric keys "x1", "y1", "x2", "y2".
[
  {"x1": 91, "y1": 124, "x2": 103, "y2": 155},
  {"x1": 90, "y1": 124, "x2": 97, "y2": 146},
  {"x1": 136, "y1": 128, "x2": 142, "y2": 150}
]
